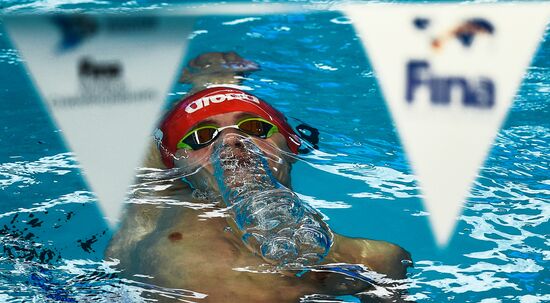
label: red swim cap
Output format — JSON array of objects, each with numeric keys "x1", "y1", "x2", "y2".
[{"x1": 156, "y1": 87, "x2": 301, "y2": 168}]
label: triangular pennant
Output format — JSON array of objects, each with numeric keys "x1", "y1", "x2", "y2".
[
  {"x1": 4, "y1": 15, "x2": 194, "y2": 226},
  {"x1": 342, "y1": 4, "x2": 549, "y2": 246}
]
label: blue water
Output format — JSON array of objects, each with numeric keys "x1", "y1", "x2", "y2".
[{"x1": 0, "y1": 2, "x2": 548, "y2": 302}]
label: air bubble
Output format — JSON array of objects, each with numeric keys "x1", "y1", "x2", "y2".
[{"x1": 211, "y1": 137, "x2": 332, "y2": 266}]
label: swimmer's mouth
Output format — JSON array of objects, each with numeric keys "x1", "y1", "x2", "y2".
[
  {"x1": 217, "y1": 144, "x2": 257, "y2": 167},
  {"x1": 219, "y1": 154, "x2": 255, "y2": 170},
  {"x1": 215, "y1": 142, "x2": 272, "y2": 188}
]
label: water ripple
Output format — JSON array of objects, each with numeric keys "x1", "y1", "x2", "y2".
[
  {"x1": 0, "y1": 153, "x2": 79, "y2": 189},
  {"x1": 0, "y1": 258, "x2": 206, "y2": 302},
  {"x1": 311, "y1": 162, "x2": 418, "y2": 200}
]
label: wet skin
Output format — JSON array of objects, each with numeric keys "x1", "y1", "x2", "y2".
[
  {"x1": 107, "y1": 112, "x2": 411, "y2": 302},
  {"x1": 106, "y1": 52, "x2": 412, "y2": 302},
  {"x1": 112, "y1": 201, "x2": 410, "y2": 302}
]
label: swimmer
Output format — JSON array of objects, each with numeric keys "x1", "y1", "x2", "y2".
[{"x1": 106, "y1": 52, "x2": 412, "y2": 302}]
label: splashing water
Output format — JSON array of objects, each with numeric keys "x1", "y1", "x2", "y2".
[{"x1": 211, "y1": 137, "x2": 332, "y2": 267}]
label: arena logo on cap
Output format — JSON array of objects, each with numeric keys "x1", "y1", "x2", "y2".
[
  {"x1": 185, "y1": 93, "x2": 260, "y2": 113},
  {"x1": 342, "y1": 3, "x2": 549, "y2": 246}
]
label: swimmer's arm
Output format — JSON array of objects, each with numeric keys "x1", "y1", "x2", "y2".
[
  {"x1": 105, "y1": 204, "x2": 162, "y2": 268},
  {"x1": 302, "y1": 234, "x2": 412, "y2": 301},
  {"x1": 326, "y1": 233, "x2": 412, "y2": 280},
  {"x1": 179, "y1": 52, "x2": 260, "y2": 94}
]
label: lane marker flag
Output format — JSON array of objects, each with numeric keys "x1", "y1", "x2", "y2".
[
  {"x1": 4, "y1": 15, "x2": 194, "y2": 226},
  {"x1": 342, "y1": 4, "x2": 549, "y2": 246}
]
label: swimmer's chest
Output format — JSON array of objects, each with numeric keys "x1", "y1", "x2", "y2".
[
  {"x1": 135, "y1": 210, "x2": 336, "y2": 301},
  {"x1": 140, "y1": 210, "x2": 265, "y2": 280}
]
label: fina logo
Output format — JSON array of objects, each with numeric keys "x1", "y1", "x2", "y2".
[
  {"x1": 406, "y1": 18, "x2": 495, "y2": 108},
  {"x1": 342, "y1": 3, "x2": 549, "y2": 246}
]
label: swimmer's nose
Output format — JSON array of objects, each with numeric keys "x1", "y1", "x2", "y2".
[{"x1": 221, "y1": 132, "x2": 245, "y2": 149}]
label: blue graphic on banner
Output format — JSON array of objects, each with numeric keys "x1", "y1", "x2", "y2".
[
  {"x1": 53, "y1": 16, "x2": 98, "y2": 52},
  {"x1": 414, "y1": 17, "x2": 495, "y2": 49}
]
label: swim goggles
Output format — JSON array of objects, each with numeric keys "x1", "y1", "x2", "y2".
[{"x1": 176, "y1": 117, "x2": 279, "y2": 150}]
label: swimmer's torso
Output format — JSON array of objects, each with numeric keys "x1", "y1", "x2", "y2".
[
  {"x1": 117, "y1": 206, "x2": 330, "y2": 302},
  {"x1": 106, "y1": 52, "x2": 412, "y2": 302},
  {"x1": 109, "y1": 200, "x2": 408, "y2": 303}
]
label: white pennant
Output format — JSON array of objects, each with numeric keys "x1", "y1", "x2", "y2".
[
  {"x1": 4, "y1": 15, "x2": 193, "y2": 226},
  {"x1": 342, "y1": 4, "x2": 549, "y2": 246}
]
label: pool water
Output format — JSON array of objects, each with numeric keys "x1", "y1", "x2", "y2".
[{"x1": 0, "y1": 2, "x2": 548, "y2": 302}]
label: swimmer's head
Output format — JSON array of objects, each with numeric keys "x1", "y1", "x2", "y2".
[{"x1": 155, "y1": 87, "x2": 301, "y2": 186}]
